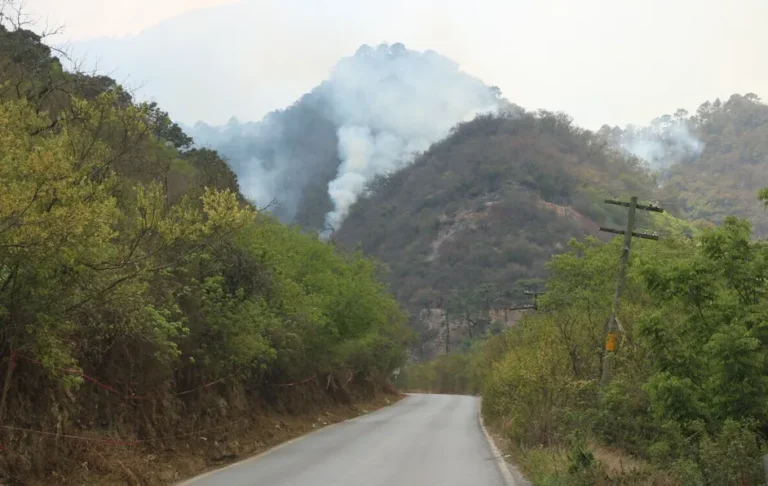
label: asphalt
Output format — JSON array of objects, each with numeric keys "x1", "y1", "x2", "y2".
[{"x1": 177, "y1": 393, "x2": 510, "y2": 486}]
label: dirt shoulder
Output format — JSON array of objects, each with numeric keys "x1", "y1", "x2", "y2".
[{"x1": 482, "y1": 419, "x2": 532, "y2": 486}]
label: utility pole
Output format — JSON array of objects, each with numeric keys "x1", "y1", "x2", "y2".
[
  {"x1": 506, "y1": 289, "x2": 543, "y2": 312},
  {"x1": 445, "y1": 319, "x2": 450, "y2": 354},
  {"x1": 507, "y1": 303, "x2": 537, "y2": 311},
  {"x1": 523, "y1": 290, "x2": 543, "y2": 310},
  {"x1": 599, "y1": 197, "x2": 662, "y2": 388}
]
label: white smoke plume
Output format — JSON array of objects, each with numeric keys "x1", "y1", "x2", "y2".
[
  {"x1": 182, "y1": 117, "x2": 289, "y2": 210},
  {"x1": 323, "y1": 44, "x2": 499, "y2": 234},
  {"x1": 617, "y1": 118, "x2": 704, "y2": 171},
  {"x1": 185, "y1": 43, "x2": 499, "y2": 233}
]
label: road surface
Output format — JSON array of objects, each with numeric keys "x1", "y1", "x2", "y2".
[{"x1": 178, "y1": 394, "x2": 510, "y2": 486}]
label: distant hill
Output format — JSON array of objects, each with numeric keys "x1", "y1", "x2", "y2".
[
  {"x1": 178, "y1": 42, "x2": 766, "y2": 355},
  {"x1": 662, "y1": 94, "x2": 768, "y2": 236},
  {"x1": 334, "y1": 111, "x2": 677, "y2": 313},
  {"x1": 184, "y1": 43, "x2": 503, "y2": 231},
  {"x1": 331, "y1": 93, "x2": 768, "y2": 354},
  {"x1": 599, "y1": 93, "x2": 768, "y2": 236},
  {"x1": 330, "y1": 109, "x2": 724, "y2": 357}
]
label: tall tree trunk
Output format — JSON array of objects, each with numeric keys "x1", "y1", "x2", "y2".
[{"x1": 0, "y1": 342, "x2": 16, "y2": 425}]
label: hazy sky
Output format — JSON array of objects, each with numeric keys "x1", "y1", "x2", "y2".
[
  {"x1": 24, "y1": 0, "x2": 768, "y2": 129},
  {"x1": 25, "y1": 0, "x2": 239, "y2": 39}
]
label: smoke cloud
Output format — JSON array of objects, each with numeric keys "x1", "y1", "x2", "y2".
[
  {"x1": 617, "y1": 118, "x2": 704, "y2": 171},
  {"x1": 182, "y1": 109, "x2": 330, "y2": 222},
  {"x1": 184, "y1": 43, "x2": 499, "y2": 232},
  {"x1": 323, "y1": 44, "x2": 499, "y2": 233}
]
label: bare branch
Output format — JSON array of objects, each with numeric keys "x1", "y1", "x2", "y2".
[
  {"x1": 257, "y1": 198, "x2": 279, "y2": 212},
  {"x1": 2, "y1": 0, "x2": 33, "y2": 31}
]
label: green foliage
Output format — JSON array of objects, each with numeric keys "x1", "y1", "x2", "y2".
[
  {"x1": 399, "y1": 350, "x2": 482, "y2": 394},
  {"x1": 639, "y1": 218, "x2": 768, "y2": 426},
  {"x1": 193, "y1": 276, "x2": 276, "y2": 379},
  {"x1": 0, "y1": 83, "x2": 410, "y2": 384},
  {"x1": 410, "y1": 212, "x2": 768, "y2": 484},
  {"x1": 566, "y1": 433, "x2": 598, "y2": 481},
  {"x1": 657, "y1": 94, "x2": 768, "y2": 237},
  {"x1": 697, "y1": 419, "x2": 764, "y2": 485},
  {"x1": 334, "y1": 110, "x2": 704, "y2": 358},
  {"x1": 0, "y1": 17, "x2": 410, "y2": 476}
]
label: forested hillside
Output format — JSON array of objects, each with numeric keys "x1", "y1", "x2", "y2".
[
  {"x1": 0, "y1": 14, "x2": 409, "y2": 485},
  {"x1": 601, "y1": 93, "x2": 768, "y2": 236},
  {"x1": 177, "y1": 41, "x2": 767, "y2": 364},
  {"x1": 334, "y1": 110, "x2": 701, "y2": 353},
  {"x1": 331, "y1": 92, "x2": 768, "y2": 356},
  {"x1": 662, "y1": 94, "x2": 768, "y2": 235}
]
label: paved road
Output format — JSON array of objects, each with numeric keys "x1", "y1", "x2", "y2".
[{"x1": 178, "y1": 394, "x2": 509, "y2": 486}]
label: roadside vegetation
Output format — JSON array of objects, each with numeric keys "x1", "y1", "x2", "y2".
[
  {"x1": 0, "y1": 10, "x2": 410, "y2": 484},
  {"x1": 5, "y1": 1, "x2": 768, "y2": 483},
  {"x1": 400, "y1": 203, "x2": 768, "y2": 485}
]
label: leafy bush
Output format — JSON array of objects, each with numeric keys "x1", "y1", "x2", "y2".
[
  {"x1": 410, "y1": 213, "x2": 768, "y2": 484},
  {"x1": 0, "y1": 20, "x2": 412, "y2": 482}
]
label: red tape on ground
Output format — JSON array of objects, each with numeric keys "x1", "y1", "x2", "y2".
[
  {"x1": 14, "y1": 353, "x2": 149, "y2": 400},
  {"x1": 175, "y1": 379, "x2": 223, "y2": 396},
  {"x1": 272, "y1": 375, "x2": 316, "y2": 387},
  {"x1": 0, "y1": 419, "x2": 244, "y2": 446},
  {"x1": 13, "y1": 353, "x2": 223, "y2": 399}
]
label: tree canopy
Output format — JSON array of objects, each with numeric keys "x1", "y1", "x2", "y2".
[
  {"x1": 402, "y1": 210, "x2": 768, "y2": 484},
  {"x1": 334, "y1": 110, "x2": 703, "y2": 357},
  {"x1": 0, "y1": 14, "x2": 410, "y2": 483}
]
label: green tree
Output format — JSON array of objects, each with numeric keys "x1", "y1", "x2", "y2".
[{"x1": 638, "y1": 218, "x2": 768, "y2": 425}]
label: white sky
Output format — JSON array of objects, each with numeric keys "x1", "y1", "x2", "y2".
[
  {"x1": 24, "y1": 0, "x2": 239, "y2": 39},
  {"x1": 23, "y1": 0, "x2": 768, "y2": 129}
]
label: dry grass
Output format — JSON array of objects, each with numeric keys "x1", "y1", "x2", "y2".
[
  {"x1": 591, "y1": 444, "x2": 646, "y2": 476},
  {"x1": 483, "y1": 418, "x2": 678, "y2": 486},
  {"x1": 590, "y1": 444, "x2": 679, "y2": 486},
  {"x1": 19, "y1": 389, "x2": 403, "y2": 486}
]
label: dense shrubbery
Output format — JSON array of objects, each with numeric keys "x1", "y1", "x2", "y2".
[
  {"x1": 0, "y1": 18, "x2": 410, "y2": 481},
  {"x1": 403, "y1": 214, "x2": 768, "y2": 485},
  {"x1": 398, "y1": 351, "x2": 483, "y2": 395}
]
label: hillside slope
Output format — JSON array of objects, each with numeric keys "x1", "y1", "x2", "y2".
[
  {"x1": 662, "y1": 94, "x2": 768, "y2": 236},
  {"x1": 599, "y1": 93, "x2": 768, "y2": 236},
  {"x1": 334, "y1": 110, "x2": 689, "y2": 346}
]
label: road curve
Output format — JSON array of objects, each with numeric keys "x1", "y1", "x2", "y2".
[{"x1": 178, "y1": 393, "x2": 509, "y2": 486}]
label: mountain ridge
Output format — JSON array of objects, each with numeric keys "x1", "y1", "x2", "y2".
[
  {"x1": 183, "y1": 42, "x2": 505, "y2": 231},
  {"x1": 182, "y1": 45, "x2": 766, "y2": 355}
]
